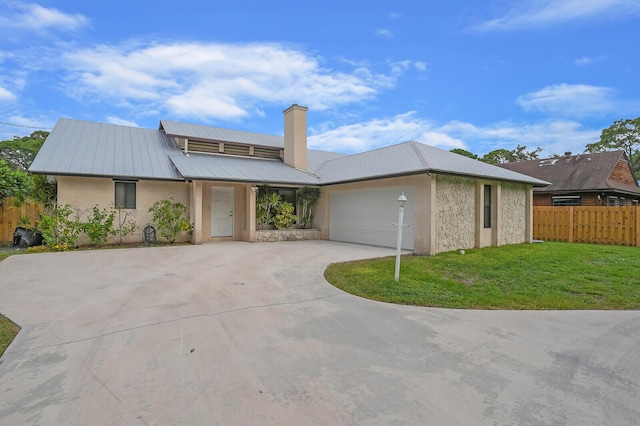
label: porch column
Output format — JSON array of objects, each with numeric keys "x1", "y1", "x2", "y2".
[
  {"x1": 190, "y1": 180, "x2": 203, "y2": 244},
  {"x1": 494, "y1": 183, "x2": 501, "y2": 246},
  {"x1": 247, "y1": 185, "x2": 257, "y2": 242}
]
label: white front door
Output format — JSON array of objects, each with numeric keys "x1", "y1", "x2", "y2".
[{"x1": 211, "y1": 187, "x2": 234, "y2": 237}]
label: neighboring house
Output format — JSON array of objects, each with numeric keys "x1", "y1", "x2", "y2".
[
  {"x1": 498, "y1": 151, "x2": 640, "y2": 207},
  {"x1": 30, "y1": 105, "x2": 547, "y2": 255}
]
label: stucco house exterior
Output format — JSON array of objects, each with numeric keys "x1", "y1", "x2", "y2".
[
  {"x1": 30, "y1": 105, "x2": 548, "y2": 255},
  {"x1": 498, "y1": 151, "x2": 640, "y2": 207}
]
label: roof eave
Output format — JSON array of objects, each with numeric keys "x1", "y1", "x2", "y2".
[{"x1": 29, "y1": 170, "x2": 185, "y2": 182}]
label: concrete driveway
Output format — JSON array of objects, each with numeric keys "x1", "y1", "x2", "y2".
[{"x1": 1, "y1": 241, "x2": 639, "y2": 425}]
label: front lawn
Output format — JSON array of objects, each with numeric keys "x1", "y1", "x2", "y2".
[
  {"x1": 324, "y1": 242, "x2": 640, "y2": 310},
  {"x1": 0, "y1": 314, "x2": 20, "y2": 357}
]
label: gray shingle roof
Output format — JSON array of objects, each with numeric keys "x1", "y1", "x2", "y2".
[
  {"x1": 317, "y1": 141, "x2": 549, "y2": 186},
  {"x1": 160, "y1": 120, "x2": 283, "y2": 148},
  {"x1": 169, "y1": 153, "x2": 318, "y2": 185},
  {"x1": 30, "y1": 118, "x2": 183, "y2": 180},
  {"x1": 498, "y1": 151, "x2": 640, "y2": 195}
]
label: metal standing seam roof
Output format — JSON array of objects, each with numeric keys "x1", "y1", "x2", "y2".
[
  {"x1": 316, "y1": 141, "x2": 550, "y2": 186},
  {"x1": 30, "y1": 118, "x2": 183, "y2": 180},
  {"x1": 168, "y1": 153, "x2": 319, "y2": 185},
  {"x1": 160, "y1": 120, "x2": 284, "y2": 148},
  {"x1": 32, "y1": 118, "x2": 549, "y2": 187}
]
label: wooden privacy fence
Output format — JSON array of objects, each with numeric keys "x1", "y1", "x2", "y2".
[
  {"x1": 0, "y1": 198, "x2": 43, "y2": 243},
  {"x1": 534, "y1": 206, "x2": 640, "y2": 247}
]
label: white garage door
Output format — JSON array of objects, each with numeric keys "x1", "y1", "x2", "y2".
[{"x1": 329, "y1": 186, "x2": 415, "y2": 250}]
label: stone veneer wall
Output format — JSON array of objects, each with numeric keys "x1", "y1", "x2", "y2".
[
  {"x1": 499, "y1": 183, "x2": 527, "y2": 245},
  {"x1": 435, "y1": 175, "x2": 477, "y2": 253},
  {"x1": 256, "y1": 229, "x2": 321, "y2": 242}
]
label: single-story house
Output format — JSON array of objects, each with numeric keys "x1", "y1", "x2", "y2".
[
  {"x1": 30, "y1": 105, "x2": 548, "y2": 255},
  {"x1": 498, "y1": 151, "x2": 640, "y2": 207}
]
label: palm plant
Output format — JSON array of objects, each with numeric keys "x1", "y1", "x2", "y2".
[{"x1": 296, "y1": 187, "x2": 321, "y2": 228}]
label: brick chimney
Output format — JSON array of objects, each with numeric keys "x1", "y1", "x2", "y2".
[{"x1": 283, "y1": 104, "x2": 308, "y2": 171}]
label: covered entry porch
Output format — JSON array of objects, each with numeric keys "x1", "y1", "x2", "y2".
[
  {"x1": 188, "y1": 181, "x2": 258, "y2": 244},
  {"x1": 188, "y1": 181, "x2": 319, "y2": 244}
]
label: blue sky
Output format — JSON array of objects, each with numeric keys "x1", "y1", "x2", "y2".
[{"x1": 1, "y1": 0, "x2": 639, "y2": 157}]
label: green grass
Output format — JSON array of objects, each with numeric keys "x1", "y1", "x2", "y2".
[
  {"x1": 0, "y1": 314, "x2": 20, "y2": 357},
  {"x1": 324, "y1": 242, "x2": 640, "y2": 310}
]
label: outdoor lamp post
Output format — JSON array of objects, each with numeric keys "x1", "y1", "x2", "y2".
[{"x1": 394, "y1": 192, "x2": 408, "y2": 281}]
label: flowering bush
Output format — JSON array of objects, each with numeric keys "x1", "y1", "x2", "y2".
[{"x1": 148, "y1": 197, "x2": 193, "y2": 244}]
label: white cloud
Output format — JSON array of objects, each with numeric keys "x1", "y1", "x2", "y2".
[
  {"x1": 106, "y1": 116, "x2": 139, "y2": 127},
  {"x1": 310, "y1": 112, "x2": 601, "y2": 158},
  {"x1": 60, "y1": 41, "x2": 399, "y2": 121},
  {"x1": 375, "y1": 28, "x2": 393, "y2": 37},
  {"x1": 388, "y1": 60, "x2": 427, "y2": 76},
  {"x1": 0, "y1": 85, "x2": 16, "y2": 101},
  {"x1": 574, "y1": 57, "x2": 593, "y2": 66},
  {"x1": 0, "y1": 2, "x2": 89, "y2": 32},
  {"x1": 434, "y1": 119, "x2": 601, "y2": 158},
  {"x1": 517, "y1": 84, "x2": 617, "y2": 117},
  {"x1": 309, "y1": 112, "x2": 464, "y2": 153},
  {"x1": 473, "y1": 0, "x2": 640, "y2": 31}
]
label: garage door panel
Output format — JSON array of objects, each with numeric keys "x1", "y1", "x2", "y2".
[{"x1": 329, "y1": 186, "x2": 414, "y2": 250}]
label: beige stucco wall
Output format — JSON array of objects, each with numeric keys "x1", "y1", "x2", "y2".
[
  {"x1": 434, "y1": 175, "x2": 477, "y2": 254},
  {"x1": 498, "y1": 182, "x2": 528, "y2": 245},
  {"x1": 315, "y1": 174, "x2": 433, "y2": 255},
  {"x1": 56, "y1": 176, "x2": 190, "y2": 244}
]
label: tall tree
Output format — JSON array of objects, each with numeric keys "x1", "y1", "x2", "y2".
[
  {"x1": 481, "y1": 148, "x2": 512, "y2": 164},
  {"x1": 481, "y1": 145, "x2": 542, "y2": 164},
  {"x1": 450, "y1": 148, "x2": 479, "y2": 160},
  {"x1": 0, "y1": 159, "x2": 31, "y2": 205},
  {"x1": 585, "y1": 118, "x2": 640, "y2": 175},
  {"x1": 0, "y1": 130, "x2": 48, "y2": 172}
]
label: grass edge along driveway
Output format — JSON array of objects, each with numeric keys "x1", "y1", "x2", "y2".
[
  {"x1": 0, "y1": 314, "x2": 20, "y2": 358},
  {"x1": 324, "y1": 242, "x2": 640, "y2": 310}
]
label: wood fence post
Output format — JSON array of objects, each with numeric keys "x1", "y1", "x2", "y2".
[{"x1": 635, "y1": 207, "x2": 640, "y2": 247}]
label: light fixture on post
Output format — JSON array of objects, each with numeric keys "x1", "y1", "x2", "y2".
[{"x1": 394, "y1": 192, "x2": 409, "y2": 281}]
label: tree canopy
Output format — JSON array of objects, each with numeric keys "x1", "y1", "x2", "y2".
[
  {"x1": 585, "y1": 117, "x2": 640, "y2": 175},
  {"x1": 450, "y1": 144, "x2": 542, "y2": 165},
  {"x1": 0, "y1": 158, "x2": 31, "y2": 205},
  {"x1": 0, "y1": 130, "x2": 48, "y2": 172},
  {"x1": 0, "y1": 130, "x2": 55, "y2": 207},
  {"x1": 449, "y1": 148, "x2": 478, "y2": 160}
]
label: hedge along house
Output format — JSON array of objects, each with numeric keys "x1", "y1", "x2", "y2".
[{"x1": 30, "y1": 105, "x2": 548, "y2": 255}]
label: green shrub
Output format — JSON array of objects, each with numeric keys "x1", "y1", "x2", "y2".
[
  {"x1": 83, "y1": 206, "x2": 116, "y2": 246},
  {"x1": 256, "y1": 191, "x2": 281, "y2": 228},
  {"x1": 148, "y1": 197, "x2": 192, "y2": 244},
  {"x1": 296, "y1": 187, "x2": 321, "y2": 228},
  {"x1": 274, "y1": 201, "x2": 296, "y2": 230},
  {"x1": 38, "y1": 204, "x2": 83, "y2": 251}
]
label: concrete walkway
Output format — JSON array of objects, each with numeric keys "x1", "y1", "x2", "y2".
[{"x1": 0, "y1": 241, "x2": 639, "y2": 425}]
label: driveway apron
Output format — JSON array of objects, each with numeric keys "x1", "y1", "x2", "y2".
[{"x1": 1, "y1": 241, "x2": 639, "y2": 425}]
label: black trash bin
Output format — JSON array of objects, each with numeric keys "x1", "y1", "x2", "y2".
[{"x1": 12, "y1": 227, "x2": 44, "y2": 248}]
